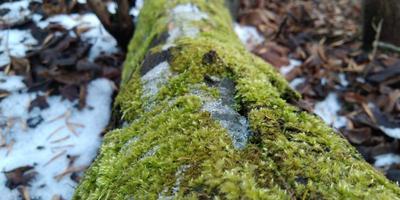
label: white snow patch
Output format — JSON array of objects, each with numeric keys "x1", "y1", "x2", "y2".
[
  {"x1": 379, "y1": 126, "x2": 400, "y2": 139},
  {"x1": 0, "y1": 78, "x2": 114, "y2": 200},
  {"x1": 289, "y1": 77, "x2": 305, "y2": 89},
  {"x1": 338, "y1": 73, "x2": 349, "y2": 87},
  {"x1": 374, "y1": 154, "x2": 400, "y2": 168},
  {"x1": 0, "y1": 29, "x2": 38, "y2": 67},
  {"x1": 234, "y1": 23, "x2": 264, "y2": 50},
  {"x1": 314, "y1": 93, "x2": 347, "y2": 129},
  {"x1": 107, "y1": 1, "x2": 117, "y2": 14},
  {"x1": 36, "y1": 13, "x2": 118, "y2": 60},
  {"x1": 0, "y1": 72, "x2": 25, "y2": 92},
  {"x1": 163, "y1": 4, "x2": 208, "y2": 50},
  {"x1": 0, "y1": 0, "x2": 32, "y2": 26},
  {"x1": 280, "y1": 59, "x2": 302, "y2": 75},
  {"x1": 130, "y1": 0, "x2": 144, "y2": 17}
]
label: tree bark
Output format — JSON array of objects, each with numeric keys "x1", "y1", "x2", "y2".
[
  {"x1": 363, "y1": 0, "x2": 400, "y2": 50},
  {"x1": 74, "y1": 0, "x2": 400, "y2": 199}
]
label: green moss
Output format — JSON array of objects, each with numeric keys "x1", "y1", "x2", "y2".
[{"x1": 74, "y1": 0, "x2": 400, "y2": 199}]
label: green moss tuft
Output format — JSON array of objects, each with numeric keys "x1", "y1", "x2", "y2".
[{"x1": 74, "y1": 0, "x2": 400, "y2": 199}]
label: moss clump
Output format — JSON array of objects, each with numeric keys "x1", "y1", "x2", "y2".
[{"x1": 74, "y1": 0, "x2": 400, "y2": 199}]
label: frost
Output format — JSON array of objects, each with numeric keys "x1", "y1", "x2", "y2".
[
  {"x1": 314, "y1": 93, "x2": 347, "y2": 129},
  {"x1": 234, "y1": 23, "x2": 264, "y2": 50},
  {"x1": 0, "y1": 78, "x2": 114, "y2": 200}
]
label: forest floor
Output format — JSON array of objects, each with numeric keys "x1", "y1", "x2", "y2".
[
  {"x1": 0, "y1": 0, "x2": 399, "y2": 199},
  {"x1": 237, "y1": 0, "x2": 400, "y2": 182},
  {"x1": 0, "y1": 0, "x2": 141, "y2": 199}
]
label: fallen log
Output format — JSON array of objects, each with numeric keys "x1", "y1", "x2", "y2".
[{"x1": 74, "y1": 0, "x2": 400, "y2": 199}]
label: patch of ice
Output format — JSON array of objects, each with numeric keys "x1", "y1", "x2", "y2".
[
  {"x1": 234, "y1": 23, "x2": 264, "y2": 50},
  {"x1": 0, "y1": 78, "x2": 114, "y2": 200},
  {"x1": 374, "y1": 154, "x2": 400, "y2": 168},
  {"x1": 379, "y1": 126, "x2": 400, "y2": 139},
  {"x1": 314, "y1": 93, "x2": 347, "y2": 129},
  {"x1": 36, "y1": 13, "x2": 118, "y2": 60},
  {"x1": 280, "y1": 59, "x2": 302, "y2": 75},
  {"x1": 0, "y1": 29, "x2": 38, "y2": 67}
]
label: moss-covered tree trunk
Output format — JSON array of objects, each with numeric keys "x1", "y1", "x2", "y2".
[{"x1": 74, "y1": 0, "x2": 400, "y2": 199}]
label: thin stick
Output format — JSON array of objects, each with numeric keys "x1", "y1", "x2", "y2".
[
  {"x1": 44, "y1": 150, "x2": 67, "y2": 167},
  {"x1": 47, "y1": 126, "x2": 65, "y2": 140}
]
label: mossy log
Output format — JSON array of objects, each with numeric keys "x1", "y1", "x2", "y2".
[{"x1": 74, "y1": 0, "x2": 400, "y2": 199}]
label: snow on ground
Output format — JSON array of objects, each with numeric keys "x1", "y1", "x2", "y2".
[
  {"x1": 0, "y1": 77, "x2": 114, "y2": 199},
  {"x1": 0, "y1": 29, "x2": 38, "y2": 67},
  {"x1": 234, "y1": 23, "x2": 264, "y2": 50},
  {"x1": 314, "y1": 93, "x2": 347, "y2": 129},
  {"x1": 36, "y1": 13, "x2": 118, "y2": 61},
  {"x1": 280, "y1": 59, "x2": 302, "y2": 76},
  {"x1": 0, "y1": 0, "x2": 145, "y2": 198},
  {"x1": 375, "y1": 154, "x2": 400, "y2": 168},
  {"x1": 0, "y1": 0, "x2": 33, "y2": 26},
  {"x1": 130, "y1": 0, "x2": 144, "y2": 17}
]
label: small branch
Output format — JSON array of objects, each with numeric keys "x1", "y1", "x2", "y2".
[{"x1": 377, "y1": 41, "x2": 400, "y2": 53}]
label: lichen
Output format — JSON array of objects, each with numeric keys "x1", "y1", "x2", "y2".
[{"x1": 73, "y1": 0, "x2": 400, "y2": 199}]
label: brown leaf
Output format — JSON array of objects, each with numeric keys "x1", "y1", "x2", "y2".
[{"x1": 4, "y1": 166, "x2": 37, "y2": 189}]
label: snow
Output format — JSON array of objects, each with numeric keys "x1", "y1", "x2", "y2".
[
  {"x1": 379, "y1": 126, "x2": 400, "y2": 139},
  {"x1": 0, "y1": 72, "x2": 26, "y2": 92},
  {"x1": 36, "y1": 13, "x2": 118, "y2": 61},
  {"x1": 280, "y1": 59, "x2": 302, "y2": 75},
  {"x1": 314, "y1": 93, "x2": 347, "y2": 129},
  {"x1": 0, "y1": 77, "x2": 114, "y2": 200},
  {"x1": 0, "y1": 0, "x2": 32, "y2": 26},
  {"x1": 338, "y1": 73, "x2": 349, "y2": 87},
  {"x1": 234, "y1": 23, "x2": 264, "y2": 50},
  {"x1": 107, "y1": 1, "x2": 117, "y2": 14},
  {"x1": 130, "y1": 0, "x2": 144, "y2": 17},
  {"x1": 163, "y1": 3, "x2": 208, "y2": 50},
  {"x1": 0, "y1": 29, "x2": 38, "y2": 67},
  {"x1": 289, "y1": 77, "x2": 305, "y2": 89},
  {"x1": 374, "y1": 154, "x2": 400, "y2": 168}
]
